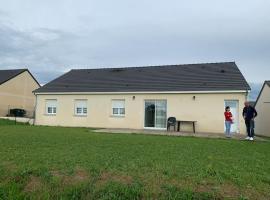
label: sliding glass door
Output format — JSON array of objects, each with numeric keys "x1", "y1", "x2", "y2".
[{"x1": 144, "y1": 100, "x2": 167, "y2": 129}]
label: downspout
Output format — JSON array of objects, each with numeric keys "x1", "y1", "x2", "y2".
[{"x1": 33, "y1": 93, "x2": 37, "y2": 125}]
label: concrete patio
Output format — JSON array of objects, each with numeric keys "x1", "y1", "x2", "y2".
[{"x1": 94, "y1": 128, "x2": 268, "y2": 141}]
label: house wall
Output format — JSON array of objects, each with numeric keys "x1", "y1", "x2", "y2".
[
  {"x1": 0, "y1": 71, "x2": 40, "y2": 117},
  {"x1": 255, "y1": 84, "x2": 270, "y2": 136},
  {"x1": 35, "y1": 92, "x2": 247, "y2": 134}
]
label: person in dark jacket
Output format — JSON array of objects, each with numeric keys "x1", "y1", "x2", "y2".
[{"x1": 242, "y1": 101, "x2": 258, "y2": 141}]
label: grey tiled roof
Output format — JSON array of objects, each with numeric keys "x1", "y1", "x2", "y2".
[
  {"x1": 34, "y1": 62, "x2": 250, "y2": 93},
  {"x1": 0, "y1": 69, "x2": 27, "y2": 85},
  {"x1": 266, "y1": 81, "x2": 270, "y2": 87}
]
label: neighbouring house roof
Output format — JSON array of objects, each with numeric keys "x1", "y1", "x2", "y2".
[
  {"x1": 34, "y1": 62, "x2": 250, "y2": 93},
  {"x1": 255, "y1": 80, "x2": 270, "y2": 107},
  {"x1": 0, "y1": 69, "x2": 40, "y2": 86}
]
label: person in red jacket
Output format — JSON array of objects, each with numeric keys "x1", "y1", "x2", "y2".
[{"x1": 224, "y1": 106, "x2": 233, "y2": 137}]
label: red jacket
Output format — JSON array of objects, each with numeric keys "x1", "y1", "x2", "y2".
[{"x1": 224, "y1": 111, "x2": 233, "y2": 122}]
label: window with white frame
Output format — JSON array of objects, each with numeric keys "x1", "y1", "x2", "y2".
[
  {"x1": 45, "y1": 99, "x2": 57, "y2": 115},
  {"x1": 74, "y1": 100, "x2": 87, "y2": 116},
  {"x1": 112, "y1": 100, "x2": 125, "y2": 116}
]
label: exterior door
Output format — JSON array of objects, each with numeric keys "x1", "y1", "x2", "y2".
[
  {"x1": 224, "y1": 100, "x2": 239, "y2": 133},
  {"x1": 144, "y1": 100, "x2": 167, "y2": 129}
]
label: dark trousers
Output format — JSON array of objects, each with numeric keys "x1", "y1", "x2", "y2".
[{"x1": 245, "y1": 119, "x2": 255, "y2": 137}]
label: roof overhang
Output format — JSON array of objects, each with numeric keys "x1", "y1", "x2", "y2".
[{"x1": 34, "y1": 90, "x2": 249, "y2": 95}]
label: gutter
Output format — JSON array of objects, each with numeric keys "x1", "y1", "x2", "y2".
[{"x1": 33, "y1": 90, "x2": 250, "y2": 95}]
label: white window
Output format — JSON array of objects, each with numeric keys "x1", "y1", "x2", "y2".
[
  {"x1": 46, "y1": 99, "x2": 57, "y2": 115},
  {"x1": 74, "y1": 100, "x2": 87, "y2": 116},
  {"x1": 112, "y1": 100, "x2": 125, "y2": 116}
]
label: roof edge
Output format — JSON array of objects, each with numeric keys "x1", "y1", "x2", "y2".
[
  {"x1": 34, "y1": 90, "x2": 249, "y2": 95},
  {"x1": 26, "y1": 69, "x2": 41, "y2": 87},
  {"x1": 233, "y1": 62, "x2": 251, "y2": 91},
  {"x1": 69, "y1": 61, "x2": 236, "y2": 71},
  {"x1": 254, "y1": 81, "x2": 270, "y2": 107}
]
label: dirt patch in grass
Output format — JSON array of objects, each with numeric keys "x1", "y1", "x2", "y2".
[
  {"x1": 96, "y1": 171, "x2": 133, "y2": 188},
  {"x1": 168, "y1": 177, "x2": 195, "y2": 188},
  {"x1": 51, "y1": 168, "x2": 90, "y2": 186},
  {"x1": 72, "y1": 168, "x2": 89, "y2": 183},
  {"x1": 140, "y1": 175, "x2": 200, "y2": 198},
  {"x1": 195, "y1": 184, "x2": 215, "y2": 194},
  {"x1": 162, "y1": 179, "x2": 270, "y2": 200},
  {"x1": 194, "y1": 181, "x2": 269, "y2": 199},
  {"x1": 219, "y1": 183, "x2": 241, "y2": 198},
  {"x1": 1, "y1": 161, "x2": 18, "y2": 173},
  {"x1": 24, "y1": 176, "x2": 43, "y2": 193},
  {"x1": 194, "y1": 181, "x2": 242, "y2": 199},
  {"x1": 242, "y1": 187, "x2": 270, "y2": 200}
]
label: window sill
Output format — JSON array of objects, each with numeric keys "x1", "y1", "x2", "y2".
[
  {"x1": 73, "y1": 114, "x2": 88, "y2": 117},
  {"x1": 110, "y1": 115, "x2": 125, "y2": 118},
  {"x1": 44, "y1": 114, "x2": 56, "y2": 116}
]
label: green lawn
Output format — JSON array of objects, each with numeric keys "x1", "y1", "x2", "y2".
[{"x1": 0, "y1": 120, "x2": 270, "y2": 200}]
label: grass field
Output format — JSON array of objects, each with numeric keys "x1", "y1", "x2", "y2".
[{"x1": 0, "y1": 120, "x2": 270, "y2": 199}]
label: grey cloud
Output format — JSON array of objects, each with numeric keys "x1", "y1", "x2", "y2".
[
  {"x1": 0, "y1": 24, "x2": 71, "y2": 83},
  {"x1": 0, "y1": 0, "x2": 269, "y2": 84}
]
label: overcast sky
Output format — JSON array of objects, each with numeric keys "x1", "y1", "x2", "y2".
[{"x1": 0, "y1": 0, "x2": 269, "y2": 84}]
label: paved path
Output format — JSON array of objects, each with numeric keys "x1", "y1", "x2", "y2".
[
  {"x1": 0, "y1": 117, "x2": 34, "y2": 125},
  {"x1": 94, "y1": 128, "x2": 269, "y2": 142}
]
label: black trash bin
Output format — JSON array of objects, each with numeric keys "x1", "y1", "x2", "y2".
[{"x1": 9, "y1": 109, "x2": 26, "y2": 117}]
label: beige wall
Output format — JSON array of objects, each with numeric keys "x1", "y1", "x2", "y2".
[
  {"x1": 0, "y1": 71, "x2": 40, "y2": 117},
  {"x1": 35, "y1": 92, "x2": 247, "y2": 134},
  {"x1": 255, "y1": 84, "x2": 270, "y2": 136}
]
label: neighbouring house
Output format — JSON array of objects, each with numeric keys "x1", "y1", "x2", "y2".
[
  {"x1": 0, "y1": 69, "x2": 40, "y2": 117},
  {"x1": 255, "y1": 81, "x2": 270, "y2": 136},
  {"x1": 34, "y1": 62, "x2": 250, "y2": 134}
]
